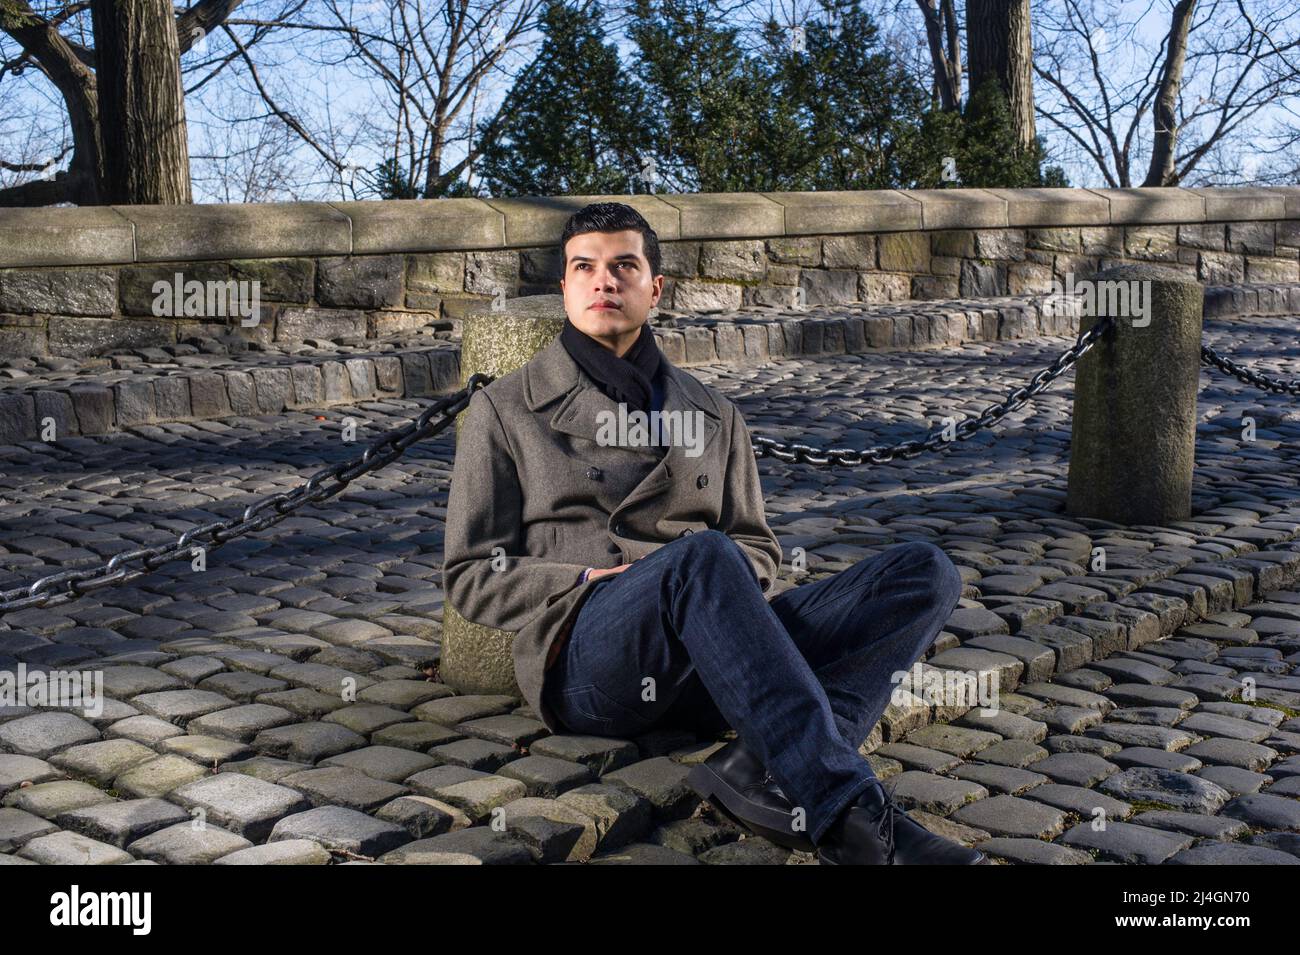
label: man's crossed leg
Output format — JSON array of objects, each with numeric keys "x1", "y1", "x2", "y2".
[{"x1": 543, "y1": 529, "x2": 965, "y2": 848}]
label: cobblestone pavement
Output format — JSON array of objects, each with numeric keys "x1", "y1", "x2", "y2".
[{"x1": 1, "y1": 314, "x2": 1298, "y2": 865}]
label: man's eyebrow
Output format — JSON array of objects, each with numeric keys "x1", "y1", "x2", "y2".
[{"x1": 569, "y1": 254, "x2": 641, "y2": 262}]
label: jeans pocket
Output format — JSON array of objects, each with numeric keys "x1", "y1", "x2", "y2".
[
  {"x1": 557, "y1": 682, "x2": 654, "y2": 737},
  {"x1": 559, "y1": 684, "x2": 611, "y2": 723}
]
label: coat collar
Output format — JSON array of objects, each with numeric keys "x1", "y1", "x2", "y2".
[
  {"x1": 523, "y1": 334, "x2": 723, "y2": 505},
  {"x1": 524, "y1": 333, "x2": 720, "y2": 421}
]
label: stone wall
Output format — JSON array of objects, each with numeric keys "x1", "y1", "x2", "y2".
[{"x1": 1, "y1": 186, "x2": 1298, "y2": 359}]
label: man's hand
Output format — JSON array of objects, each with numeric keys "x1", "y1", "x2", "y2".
[
  {"x1": 585, "y1": 562, "x2": 636, "y2": 581},
  {"x1": 548, "y1": 558, "x2": 644, "y2": 670}
]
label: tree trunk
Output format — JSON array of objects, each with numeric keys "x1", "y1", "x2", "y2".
[
  {"x1": 91, "y1": 0, "x2": 192, "y2": 204},
  {"x1": 0, "y1": 1, "x2": 104, "y2": 205},
  {"x1": 1143, "y1": 0, "x2": 1197, "y2": 187},
  {"x1": 915, "y1": 0, "x2": 962, "y2": 111},
  {"x1": 967, "y1": 0, "x2": 1036, "y2": 149}
]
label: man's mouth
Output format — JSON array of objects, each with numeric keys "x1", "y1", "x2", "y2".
[{"x1": 590, "y1": 302, "x2": 620, "y2": 310}]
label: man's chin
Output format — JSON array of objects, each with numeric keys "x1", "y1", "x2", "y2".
[{"x1": 572, "y1": 309, "x2": 643, "y2": 331}]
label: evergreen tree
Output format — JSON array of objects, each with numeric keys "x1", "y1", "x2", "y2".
[
  {"x1": 899, "y1": 79, "x2": 1067, "y2": 188},
  {"x1": 474, "y1": 0, "x2": 654, "y2": 197},
  {"x1": 372, "y1": 158, "x2": 479, "y2": 199},
  {"x1": 374, "y1": 158, "x2": 420, "y2": 199},
  {"x1": 627, "y1": 0, "x2": 805, "y2": 192},
  {"x1": 761, "y1": 0, "x2": 931, "y2": 191},
  {"x1": 472, "y1": 0, "x2": 1065, "y2": 197}
]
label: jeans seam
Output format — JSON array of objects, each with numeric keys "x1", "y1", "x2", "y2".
[
  {"x1": 786, "y1": 550, "x2": 957, "y2": 625},
  {"x1": 781, "y1": 574, "x2": 880, "y2": 622}
]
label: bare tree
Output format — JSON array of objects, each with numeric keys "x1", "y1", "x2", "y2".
[
  {"x1": 914, "y1": 0, "x2": 960, "y2": 110},
  {"x1": 1143, "y1": 0, "x2": 1195, "y2": 186},
  {"x1": 190, "y1": 92, "x2": 306, "y2": 201},
  {"x1": 1035, "y1": 0, "x2": 1300, "y2": 187},
  {"x1": 0, "y1": 0, "x2": 104, "y2": 205},
  {"x1": 301, "y1": 0, "x2": 549, "y2": 198},
  {"x1": 92, "y1": 0, "x2": 192, "y2": 203},
  {"x1": 0, "y1": 0, "x2": 248, "y2": 205}
]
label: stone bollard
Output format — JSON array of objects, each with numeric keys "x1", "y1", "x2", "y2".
[
  {"x1": 1066, "y1": 264, "x2": 1203, "y2": 525},
  {"x1": 439, "y1": 294, "x2": 567, "y2": 697}
]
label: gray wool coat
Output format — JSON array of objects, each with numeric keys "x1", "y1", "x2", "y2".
[{"x1": 442, "y1": 334, "x2": 782, "y2": 733}]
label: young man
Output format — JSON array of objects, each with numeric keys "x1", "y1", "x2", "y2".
[{"x1": 443, "y1": 201, "x2": 984, "y2": 864}]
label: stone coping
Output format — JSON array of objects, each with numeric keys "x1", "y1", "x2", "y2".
[{"x1": 4, "y1": 187, "x2": 1300, "y2": 269}]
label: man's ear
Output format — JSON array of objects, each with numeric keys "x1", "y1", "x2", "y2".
[{"x1": 651, "y1": 274, "x2": 664, "y2": 306}]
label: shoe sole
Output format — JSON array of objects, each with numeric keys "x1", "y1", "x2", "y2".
[{"x1": 686, "y1": 762, "x2": 817, "y2": 852}]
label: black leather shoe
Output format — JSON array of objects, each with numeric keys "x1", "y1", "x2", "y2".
[
  {"x1": 686, "y1": 738, "x2": 816, "y2": 852},
  {"x1": 817, "y1": 779, "x2": 986, "y2": 865}
]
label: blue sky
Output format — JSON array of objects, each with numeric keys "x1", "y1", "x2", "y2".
[{"x1": 1, "y1": 0, "x2": 1295, "y2": 202}]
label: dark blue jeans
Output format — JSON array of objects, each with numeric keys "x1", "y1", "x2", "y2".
[{"x1": 543, "y1": 530, "x2": 965, "y2": 845}]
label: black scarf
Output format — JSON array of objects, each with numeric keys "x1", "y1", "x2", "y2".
[{"x1": 560, "y1": 318, "x2": 663, "y2": 414}]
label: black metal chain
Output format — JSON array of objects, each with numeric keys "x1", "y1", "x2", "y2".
[
  {"x1": 1201, "y1": 344, "x2": 1300, "y2": 395},
  {"x1": 751, "y1": 315, "x2": 1117, "y2": 467},
  {"x1": 6, "y1": 311, "x2": 1295, "y2": 614},
  {"x1": 0, "y1": 374, "x2": 495, "y2": 613}
]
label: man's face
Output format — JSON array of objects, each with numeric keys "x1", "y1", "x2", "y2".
[{"x1": 560, "y1": 229, "x2": 663, "y2": 353}]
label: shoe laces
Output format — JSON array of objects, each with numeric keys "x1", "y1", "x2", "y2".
[{"x1": 874, "y1": 782, "x2": 902, "y2": 865}]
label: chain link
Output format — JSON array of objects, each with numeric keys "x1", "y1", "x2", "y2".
[
  {"x1": 752, "y1": 316, "x2": 1117, "y2": 467},
  {"x1": 6, "y1": 312, "x2": 1294, "y2": 613},
  {"x1": 0, "y1": 374, "x2": 496, "y2": 613},
  {"x1": 1200, "y1": 343, "x2": 1300, "y2": 395}
]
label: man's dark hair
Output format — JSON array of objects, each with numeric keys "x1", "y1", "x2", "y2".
[{"x1": 559, "y1": 202, "x2": 662, "y2": 279}]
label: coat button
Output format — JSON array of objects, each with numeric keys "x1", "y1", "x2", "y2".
[
  {"x1": 697, "y1": 474, "x2": 709, "y2": 489},
  {"x1": 614, "y1": 522, "x2": 626, "y2": 536},
  {"x1": 586, "y1": 466, "x2": 602, "y2": 480}
]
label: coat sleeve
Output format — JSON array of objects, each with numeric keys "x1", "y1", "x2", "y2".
[
  {"x1": 443, "y1": 387, "x2": 591, "y2": 632},
  {"x1": 717, "y1": 402, "x2": 782, "y2": 595}
]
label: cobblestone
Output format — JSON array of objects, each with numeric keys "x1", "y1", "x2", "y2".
[
  {"x1": 57, "y1": 797, "x2": 190, "y2": 847},
  {"x1": 269, "y1": 805, "x2": 411, "y2": 857},
  {"x1": 4, "y1": 311, "x2": 1300, "y2": 864},
  {"x1": 0, "y1": 807, "x2": 57, "y2": 851},
  {"x1": 17, "y1": 829, "x2": 134, "y2": 865},
  {"x1": 127, "y1": 822, "x2": 253, "y2": 864},
  {"x1": 1058, "y1": 820, "x2": 1195, "y2": 864},
  {"x1": 48, "y1": 739, "x2": 155, "y2": 785},
  {"x1": 3, "y1": 779, "x2": 114, "y2": 818},
  {"x1": 0, "y1": 712, "x2": 99, "y2": 758},
  {"x1": 113, "y1": 755, "x2": 208, "y2": 798},
  {"x1": 170, "y1": 773, "x2": 312, "y2": 841}
]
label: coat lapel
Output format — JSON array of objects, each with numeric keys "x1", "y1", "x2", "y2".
[{"x1": 523, "y1": 334, "x2": 723, "y2": 512}]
